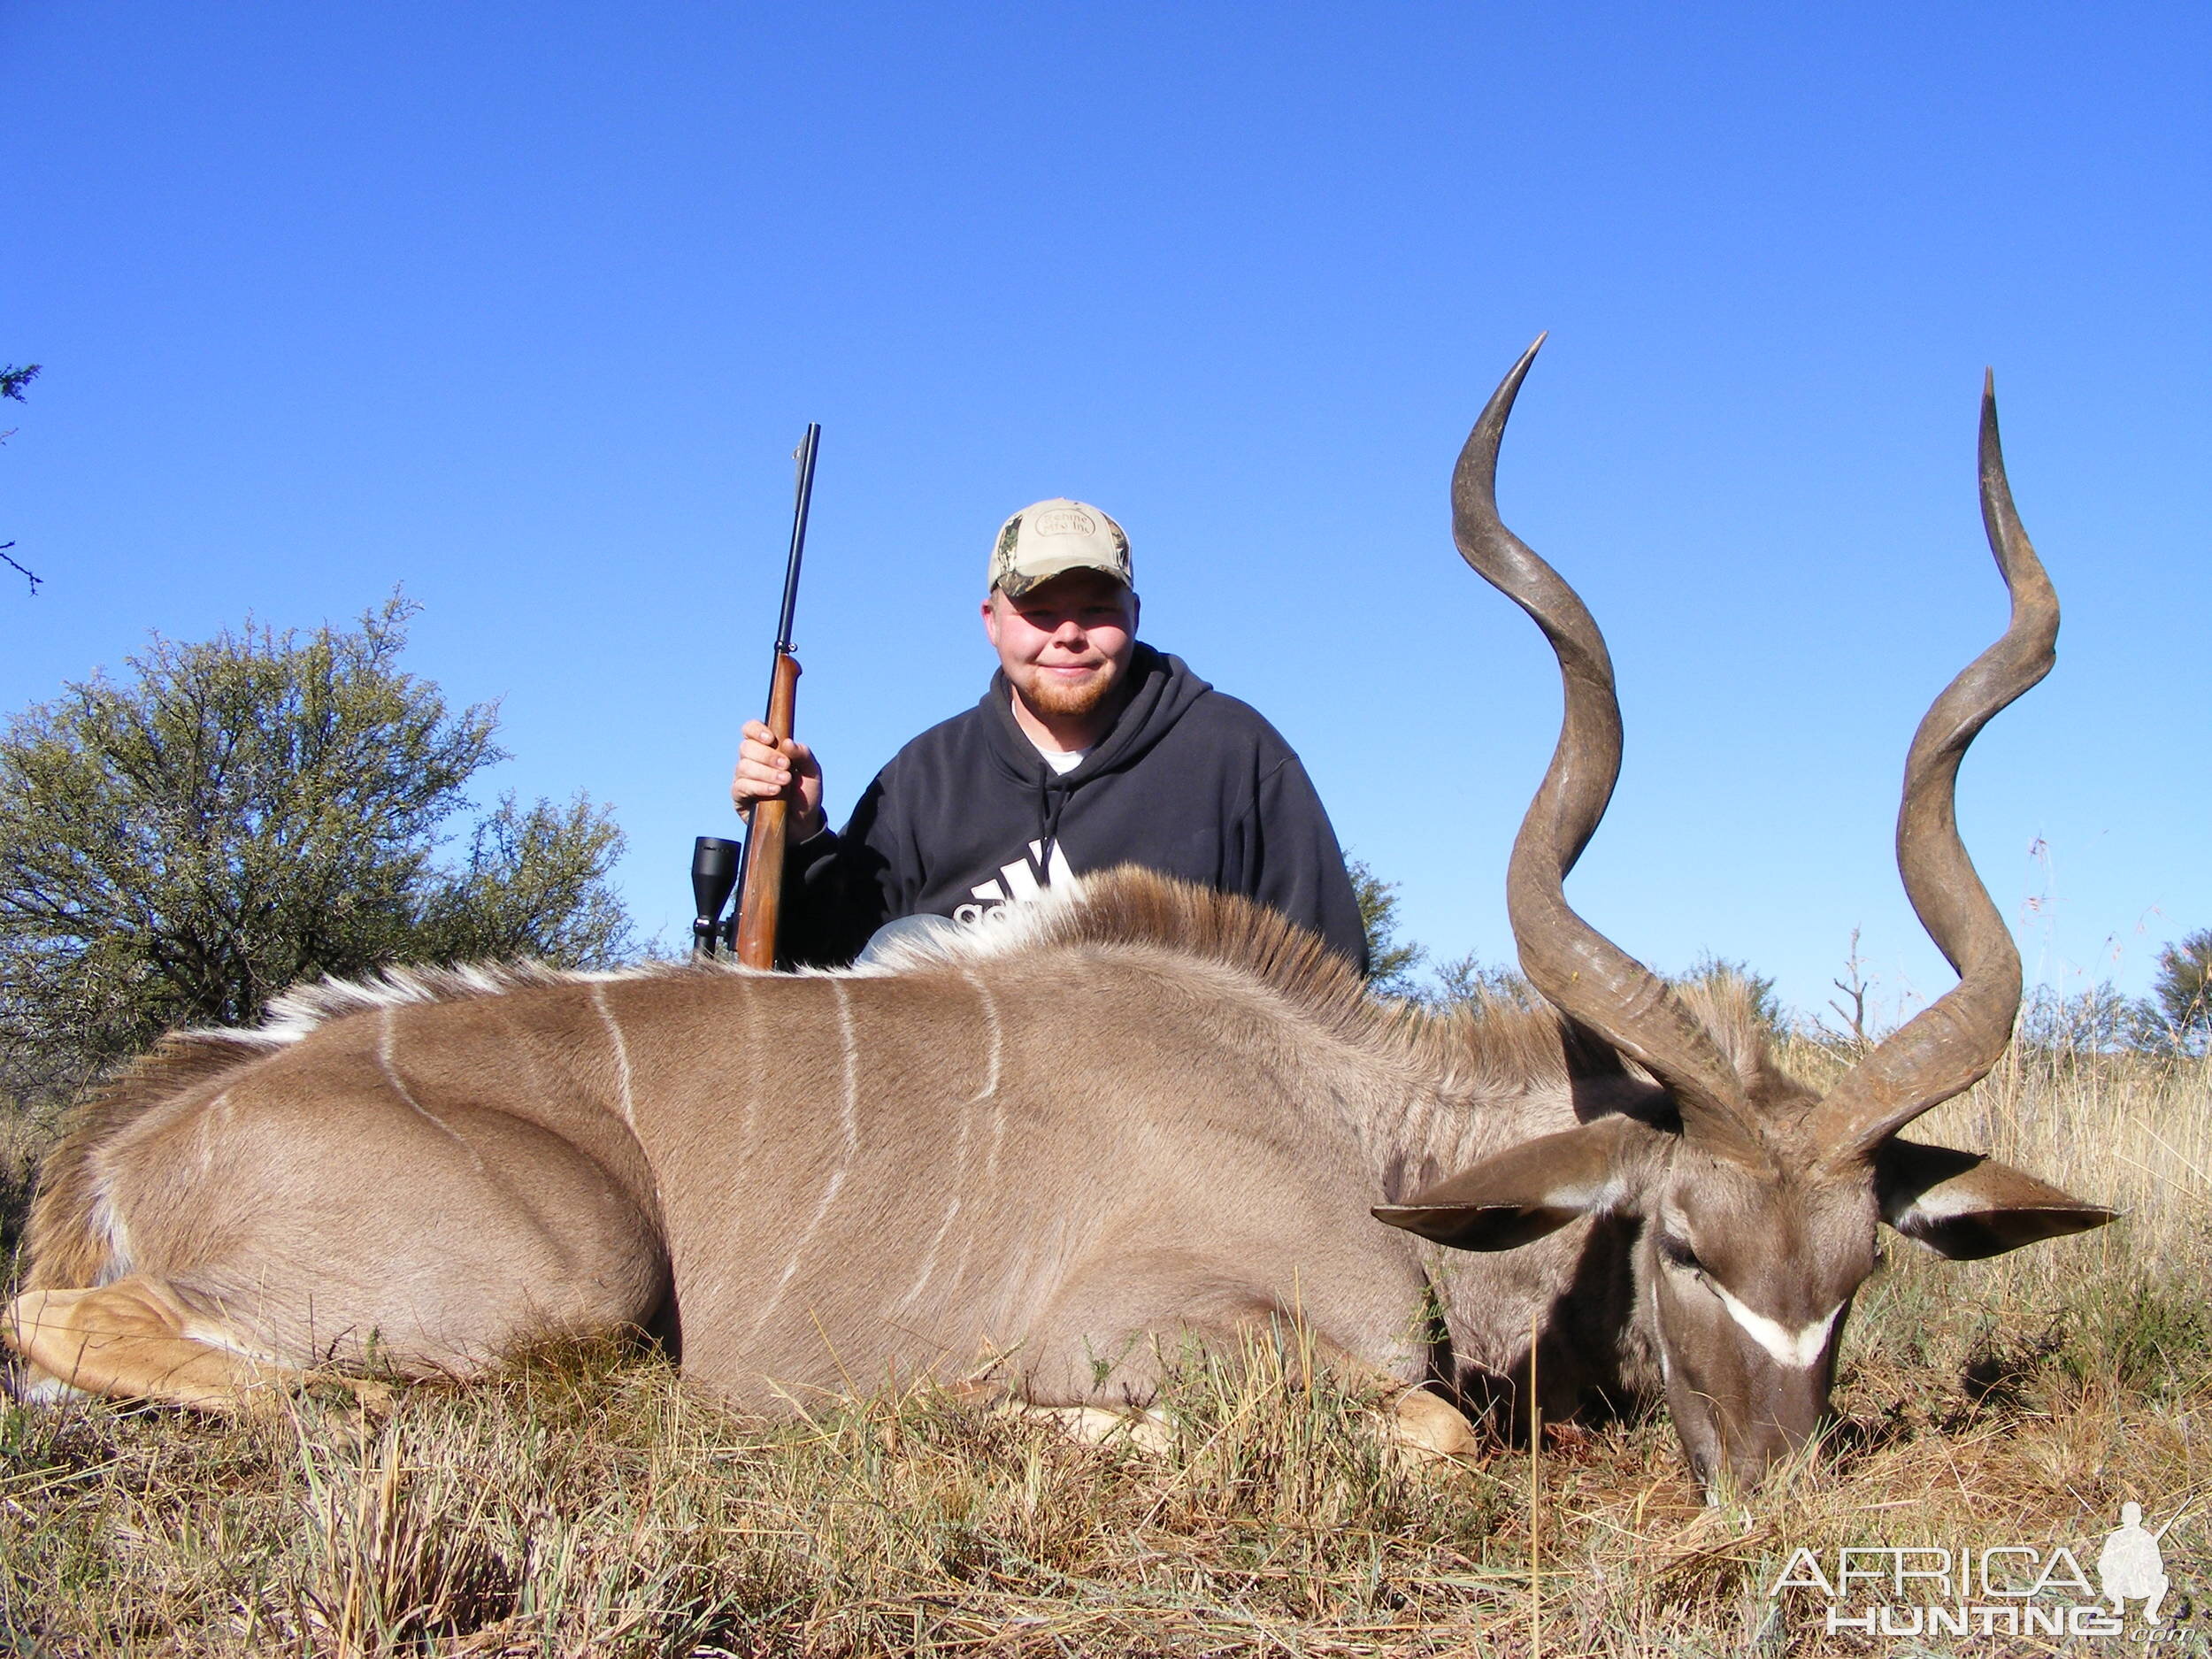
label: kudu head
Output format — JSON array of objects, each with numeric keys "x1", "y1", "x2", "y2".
[{"x1": 1376, "y1": 340, "x2": 2114, "y2": 1495}]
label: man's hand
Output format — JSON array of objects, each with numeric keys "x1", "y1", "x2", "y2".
[{"x1": 730, "y1": 720, "x2": 826, "y2": 839}]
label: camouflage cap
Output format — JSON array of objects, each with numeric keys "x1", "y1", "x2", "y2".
[{"x1": 987, "y1": 499, "x2": 1133, "y2": 597}]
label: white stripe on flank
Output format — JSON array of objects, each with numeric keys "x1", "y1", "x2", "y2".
[
  {"x1": 588, "y1": 983, "x2": 636, "y2": 1128},
  {"x1": 195, "y1": 1089, "x2": 231, "y2": 1176},
  {"x1": 895, "y1": 973, "x2": 998, "y2": 1315},
  {"x1": 833, "y1": 979, "x2": 860, "y2": 1152},
  {"x1": 378, "y1": 1008, "x2": 480, "y2": 1167},
  {"x1": 1711, "y1": 1284, "x2": 1843, "y2": 1370},
  {"x1": 88, "y1": 1171, "x2": 135, "y2": 1286},
  {"x1": 897, "y1": 1194, "x2": 963, "y2": 1315},
  {"x1": 963, "y1": 969, "x2": 1002, "y2": 1107},
  {"x1": 941, "y1": 971, "x2": 1008, "y2": 1303},
  {"x1": 972, "y1": 975, "x2": 1008, "y2": 1187},
  {"x1": 746, "y1": 982, "x2": 863, "y2": 1342},
  {"x1": 748, "y1": 1170, "x2": 847, "y2": 1341}
]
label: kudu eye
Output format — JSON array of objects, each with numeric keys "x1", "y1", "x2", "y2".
[{"x1": 1658, "y1": 1234, "x2": 1704, "y2": 1275}]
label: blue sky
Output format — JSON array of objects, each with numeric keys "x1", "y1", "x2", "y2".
[{"x1": 5, "y1": 3, "x2": 2206, "y2": 1023}]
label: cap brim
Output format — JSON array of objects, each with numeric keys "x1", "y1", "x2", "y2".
[{"x1": 995, "y1": 557, "x2": 1133, "y2": 596}]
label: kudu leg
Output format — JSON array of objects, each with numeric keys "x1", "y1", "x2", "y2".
[
  {"x1": 999, "y1": 1373, "x2": 1474, "y2": 1463},
  {"x1": 1388, "y1": 1385, "x2": 1483, "y2": 1463},
  {"x1": 3, "y1": 1275, "x2": 389, "y2": 1412},
  {"x1": 971, "y1": 1256, "x2": 1479, "y2": 1465},
  {"x1": 1307, "y1": 1340, "x2": 1482, "y2": 1464},
  {"x1": 1018, "y1": 1402, "x2": 1175, "y2": 1452},
  {"x1": 937, "y1": 1371, "x2": 1174, "y2": 1450}
]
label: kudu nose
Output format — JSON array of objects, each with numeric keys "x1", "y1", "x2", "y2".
[{"x1": 1717, "y1": 1404, "x2": 1829, "y2": 1495}]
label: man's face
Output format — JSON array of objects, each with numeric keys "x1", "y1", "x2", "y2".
[{"x1": 982, "y1": 569, "x2": 1140, "y2": 721}]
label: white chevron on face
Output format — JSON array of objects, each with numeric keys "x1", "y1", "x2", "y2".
[{"x1": 1710, "y1": 1281, "x2": 1843, "y2": 1370}]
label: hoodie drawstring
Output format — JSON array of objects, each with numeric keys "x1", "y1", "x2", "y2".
[{"x1": 1038, "y1": 773, "x2": 1071, "y2": 886}]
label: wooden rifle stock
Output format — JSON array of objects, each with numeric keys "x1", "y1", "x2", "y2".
[{"x1": 733, "y1": 649, "x2": 801, "y2": 968}]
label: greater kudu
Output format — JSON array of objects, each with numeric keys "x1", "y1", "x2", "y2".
[{"x1": 4, "y1": 344, "x2": 2112, "y2": 1493}]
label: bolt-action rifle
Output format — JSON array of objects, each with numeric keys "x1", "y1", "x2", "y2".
[{"x1": 692, "y1": 423, "x2": 821, "y2": 965}]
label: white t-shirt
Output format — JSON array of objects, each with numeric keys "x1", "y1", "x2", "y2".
[
  {"x1": 1032, "y1": 739, "x2": 1087, "y2": 774},
  {"x1": 1014, "y1": 693, "x2": 1090, "y2": 773}
]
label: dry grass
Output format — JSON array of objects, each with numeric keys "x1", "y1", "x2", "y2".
[{"x1": 2, "y1": 1044, "x2": 2208, "y2": 1656}]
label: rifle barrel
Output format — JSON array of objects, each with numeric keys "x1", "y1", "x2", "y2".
[{"x1": 775, "y1": 424, "x2": 821, "y2": 659}]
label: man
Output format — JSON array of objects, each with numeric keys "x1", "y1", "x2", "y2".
[{"x1": 730, "y1": 497, "x2": 1368, "y2": 971}]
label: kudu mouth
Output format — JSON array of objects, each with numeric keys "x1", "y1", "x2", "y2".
[{"x1": 1451, "y1": 341, "x2": 2062, "y2": 1487}]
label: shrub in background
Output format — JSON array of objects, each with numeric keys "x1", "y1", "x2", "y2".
[
  {"x1": 0, "y1": 594, "x2": 631, "y2": 1099},
  {"x1": 1348, "y1": 856, "x2": 1425, "y2": 1000},
  {"x1": 2147, "y1": 929, "x2": 2212, "y2": 1055}
]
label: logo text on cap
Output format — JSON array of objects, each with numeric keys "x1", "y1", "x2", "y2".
[{"x1": 1032, "y1": 509, "x2": 1097, "y2": 538}]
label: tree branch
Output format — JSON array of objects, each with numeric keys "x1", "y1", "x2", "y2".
[{"x1": 0, "y1": 542, "x2": 41, "y2": 597}]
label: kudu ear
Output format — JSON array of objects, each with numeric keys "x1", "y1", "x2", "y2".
[
  {"x1": 1372, "y1": 1117, "x2": 1647, "y2": 1251},
  {"x1": 1876, "y1": 1138, "x2": 2118, "y2": 1261}
]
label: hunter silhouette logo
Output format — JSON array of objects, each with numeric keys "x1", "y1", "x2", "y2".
[
  {"x1": 1768, "y1": 1503, "x2": 2193, "y2": 1640},
  {"x1": 2100, "y1": 1503, "x2": 2174, "y2": 1624}
]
